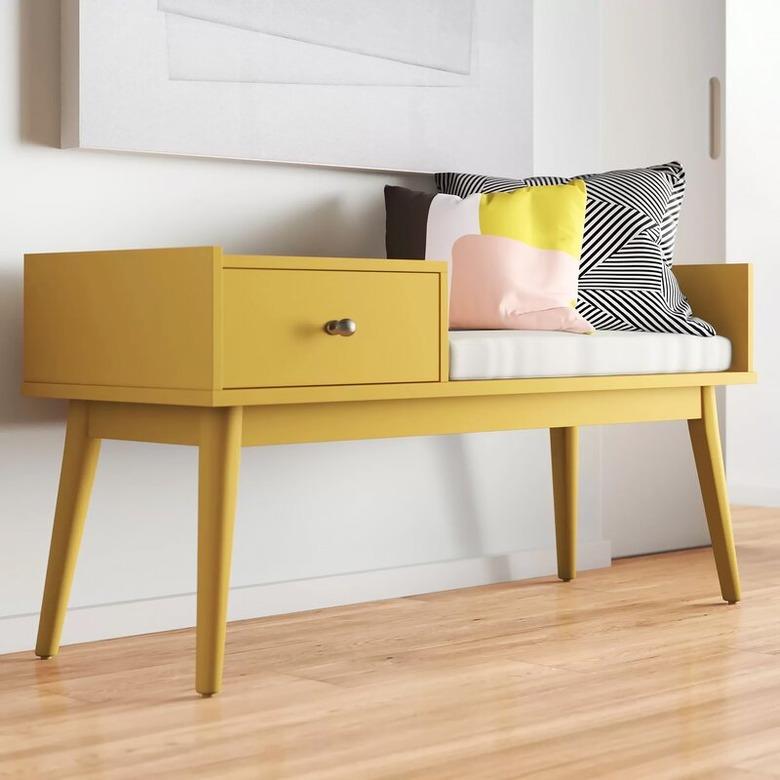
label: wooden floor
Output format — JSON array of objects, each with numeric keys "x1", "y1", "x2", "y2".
[{"x1": 1, "y1": 507, "x2": 779, "y2": 779}]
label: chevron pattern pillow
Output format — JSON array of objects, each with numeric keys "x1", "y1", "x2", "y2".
[{"x1": 435, "y1": 162, "x2": 715, "y2": 335}]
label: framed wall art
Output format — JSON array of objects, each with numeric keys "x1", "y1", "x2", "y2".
[{"x1": 62, "y1": 0, "x2": 532, "y2": 174}]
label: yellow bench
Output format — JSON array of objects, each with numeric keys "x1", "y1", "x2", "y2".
[{"x1": 23, "y1": 247, "x2": 755, "y2": 696}]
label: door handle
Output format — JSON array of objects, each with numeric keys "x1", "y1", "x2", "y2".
[{"x1": 709, "y1": 77, "x2": 722, "y2": 160}]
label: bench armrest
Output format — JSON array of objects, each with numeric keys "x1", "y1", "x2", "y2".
[{"x1": 674, "y1": 263, "x2": 753, "y2": 372}]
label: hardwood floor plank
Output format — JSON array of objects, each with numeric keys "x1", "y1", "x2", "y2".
[{"x1": 1, "y1": 507, "x2": 779, "y2": 778}]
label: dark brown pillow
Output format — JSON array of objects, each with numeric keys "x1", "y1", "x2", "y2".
[{"x1": 384, "y1": 185, "x2": 435, "y2": 260}]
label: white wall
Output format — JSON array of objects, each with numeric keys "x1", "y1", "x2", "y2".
[
  {"x1": 0, "y1": 1, "x2": 611, "y2": 653},
  {"x1": 725, "y1": 0, "x2": 780, "y2": 507}
]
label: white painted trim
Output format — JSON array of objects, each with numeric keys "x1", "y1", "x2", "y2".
[
  {"x1": 729, "y1": 483, "x2": 780, "y2": 509},
  {"x1": 0, "y1": 541, "x2": 611, "y2": 654}
]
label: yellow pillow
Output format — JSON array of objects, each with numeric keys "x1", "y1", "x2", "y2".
[{"x1": 478, "y1": 179, "x2": 587, "y2": 260}]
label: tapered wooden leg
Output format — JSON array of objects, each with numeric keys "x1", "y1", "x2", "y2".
[
  {"x1": 550, "y1": 426, "x2": 578, "y2": 582},
  {"x1": 688, "y1": 386, "x2": 741, "y2": 604},
  {"x1": 36, "y1": 401, "x2": 101, "y2": 658},
  {"x1": 196, "y1": 406, "x2": 243, "y2": 696}
]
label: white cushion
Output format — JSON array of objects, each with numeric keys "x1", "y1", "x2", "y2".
[{"x1": 449, "y1": 330, "x2": 731, "y2": 380}]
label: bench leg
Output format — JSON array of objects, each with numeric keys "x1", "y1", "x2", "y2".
[
  {"x1": 36, "y1": 401, "x2": 101, "y2": 658},
  {"x1": 688, "y1": 386, "x2": 741, "y2": 604},
  {"x1": 550, "y1": 426, "x2": 578, "y2": 582},
  {"x1": 196, "y1": 406, "x2": 243, "y2": 696}
]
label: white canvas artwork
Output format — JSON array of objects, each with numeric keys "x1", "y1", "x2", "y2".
[{"x1": 62, "y1": 0, "x2": 533, "y2": 174}]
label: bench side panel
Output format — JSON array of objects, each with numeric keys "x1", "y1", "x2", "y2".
[
  {"x1": 24, "y1": 247, "x2": 221, "y2": 392},
  {"x1": 675, "y1": 263, "x2": 753, "y2": 372}
]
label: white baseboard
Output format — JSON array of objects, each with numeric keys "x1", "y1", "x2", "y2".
[
  {"x1": 0, "y1": 541, "x2": 611, "y2": 654},
  {"x1": 729, "y1": 483, "x2": 780, "y2": 508}
]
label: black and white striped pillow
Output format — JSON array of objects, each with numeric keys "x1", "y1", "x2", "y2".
[{"x1": 435, "y1": 162, "x2": 715, "y2": 335}]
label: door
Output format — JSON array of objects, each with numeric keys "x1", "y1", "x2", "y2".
[{"x1": 598, "y1": 0, "x2": 726, "y2": 555}]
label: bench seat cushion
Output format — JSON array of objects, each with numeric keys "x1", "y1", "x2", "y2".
[{"x1": 449, "y1": 330, "x2": 731, "y2": 380}]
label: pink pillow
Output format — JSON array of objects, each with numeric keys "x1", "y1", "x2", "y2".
[{"x1": 450, "y1": 234, "x2": 593, "y2": 333}]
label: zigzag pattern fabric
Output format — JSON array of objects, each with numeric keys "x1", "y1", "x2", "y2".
[{"x1": 435, "y1": 162, "x2": 715, "y2": 335}]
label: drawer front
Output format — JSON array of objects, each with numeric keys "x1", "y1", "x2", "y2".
[{"x1": 223, "y1": 269, "x2": 441, "y2": 388}]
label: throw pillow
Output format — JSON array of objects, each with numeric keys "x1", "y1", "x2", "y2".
[
  {"x1": 434, "y1": 162, "x2": 716, "y2": 336},
  {"x1": 385, "y1": 180, "x2": 592, "y2": 333}
]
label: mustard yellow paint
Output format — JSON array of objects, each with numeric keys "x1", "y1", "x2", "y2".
[
  {"x1": 23, "y1": 249, "x2": 449, "y2": 401},
  {"x1": 24, "y1": 247, "x2": 221, "y2": 390},
  {"x1": 22, "y1": 250, "x2": 752, "y2": 405},
  {"x1": 197, "y1": 407, "x2": 243, "y2": 696},
  {"x1": 550, "y1": 427, "x2": 578, "y2": 582},
  {"x1": 89, "y1": 401, "x2": 201, "y2": 446},
  {"x1": 223, "y1": 268, "x2": 441, "y2": 388},
  {"x1": 23, "y1": 248, "x2": 755, "y2": 694},
  {"x1": 21, "y1": 369, "x2": 757, "y2": 409},
  {"x1": 479, "y1": 179, "x2": 587, "y2": 259},
  {"x1": 35, "y1": 401, "x2": 101, "y2": 659},
  {"x1": 66, "y1": 386, "x2": 701, "y2": 453},
  {"x1": 688, "y1": 387, "x2": 741, "y2": 604},
  {"x1": 239, "y1": 387, "x2": 700, "y2": 447},
  {"x1": 675, "y1": 263, "x2": 754, "y2": 373},
  {"x1": 223, "y1": 255, "x2": 432, "y2": 273}
]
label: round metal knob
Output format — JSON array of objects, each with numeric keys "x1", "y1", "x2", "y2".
[{"x1": 324, "y1": 318, "x2": 357, "y2": 336}]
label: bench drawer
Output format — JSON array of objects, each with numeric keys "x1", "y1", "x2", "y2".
[{"x1": 223, "y1": 268, "x2": 441, "y2": 388}]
